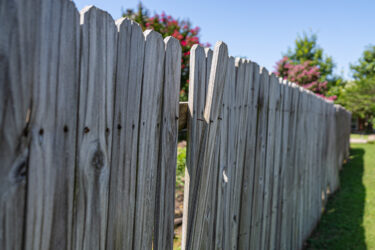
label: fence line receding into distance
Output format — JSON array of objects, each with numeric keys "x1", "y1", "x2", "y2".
[{"x1": 182, "y1": 43, "x2": 351, "y2": 250}]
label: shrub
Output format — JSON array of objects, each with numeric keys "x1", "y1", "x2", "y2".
[
  {"x1": 176, "y1": 146, "x2": 186, "y2": 188},
  {"x1": 275, "y1": 56, "x2": 336, "y2": 100},
  {"x1": 123, "y1": 4, "x2": 210, "y2": 101},
  {"x1": 274, "y1": 33, "x2": 341, "y2": 100}
]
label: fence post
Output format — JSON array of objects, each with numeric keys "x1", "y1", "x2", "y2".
[
  {"x1": 153, "y1": 36, "x2": 181, "y2": 250},
  {"x1": 73, "y1": 6, "x2": 117, "y2": 250},
  {"x1": 106, "y1": 18, "x2": 145, "y2": 250},
  {"x1": 183, "y1": 41, "x2": 228, "y2": 250}
]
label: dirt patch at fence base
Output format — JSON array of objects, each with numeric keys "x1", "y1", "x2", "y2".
[
  {"x1": 175, "y1": 185, "x2": 184, "y2": 219},
  {"x1": 174, "y1": 182, "x2": 184, "y2": 248}
]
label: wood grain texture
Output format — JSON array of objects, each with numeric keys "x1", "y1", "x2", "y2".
[
  {"x1": 22, "y1": 1, "x2": 80, "y2": 250},
  {"x1": 214, "y1": 56, "x2": 236, "y2": 250},
  {"x1": 238, "y1": 62, "x2": 260, "y2": 250},
  {"x1": 106, "y1": 17, "x2": 144, "y2": 250},
  {"x1": 184, "y1": 41, "x2": 228, "y2": 250},
  {"x1": 278, "y1": 80, "x2": 294, "y2": 250},
  {"x1": 133, "y1": 29, "x2": 165, "y2": 250},
  {"x1": 182, "y1": 44, "x2": 206, "y2": 250},
  {"x1": 266, "y1": 73, "x2": 282, "y2": 250},
  {"x1": 205, "y1": 48, "x2": 213, "y2": 95},
  {"x1": 0, "y1": 0, "x2": 36, "y2": 248},
  {"x1": 273, "y1": 79, "x2": 288, "y2": 250},
  {"x1": 229, "y1": 58, "x2": 250, "y2": 249},
  {"x1": 154, "y1": 36, "x2": 181, "y2": 250},
  {"x1": 291, "y1": 84, "x2": 300, "y2": 247},
  {"x1": 260, "y1": 72, "x2": 277, "y2": 250},
  {"x1": 180, "y1": 41, "x2": 351, "y2": 250},
  {"x1": 1, "y1": 5, "x2": 353, "y2": 247},
  {"x1": 73, "y1": 6, "x2": 117, "y2": 250},
  {"x1": 250, "y1": 67, "x2": 270, "y2": 250},
  {"x1": 199, "y1": 47, "x2": 218, "y2": 250}
]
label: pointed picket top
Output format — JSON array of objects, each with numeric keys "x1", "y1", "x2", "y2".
[{"x1": 204, "y1": 41, "x2": 229, "y2": 122}]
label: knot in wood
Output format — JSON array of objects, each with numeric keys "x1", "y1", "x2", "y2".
[
  {"x1": 91, "y1": 150, "x2": 105, "y2": 171},
  {"x1": 13, "y1": 161, "x2": 27, "y2": 183}
]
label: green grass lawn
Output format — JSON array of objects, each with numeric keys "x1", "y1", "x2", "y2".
[{"x1": 306, "y1": 143, "x2": 375, "y2": 250}]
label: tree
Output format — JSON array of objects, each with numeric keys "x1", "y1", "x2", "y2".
[
  {"x1": 275, "y1": 56, "x2": 333, "y2": 100},
  {"x1": 351, "y1": 45, "x2": 375, "y2": 80},
  {"x1": 123, "y1": 3, "x2": 210, "y2": 101},
  {"x1": 338, "y1": 45, "x2": 375, "y2": 131},
  {"x1": 337, "y1": 78, "x2": 375, "y2": 131},
  {"x1": 275, "y1": 32, "x2": 344, "y2": 100}
]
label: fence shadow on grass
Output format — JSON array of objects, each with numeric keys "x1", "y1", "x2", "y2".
[{"x1": 305, "y1": 148, "x2": 366, "y2": 250}]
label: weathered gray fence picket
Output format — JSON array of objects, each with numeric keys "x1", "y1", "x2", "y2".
[
  {"x1": 182, "y1": 43, "x2": 351, "y2": 250},
  {"x1": 0, "y1": 1, "x2": 180, "y2": 250}
]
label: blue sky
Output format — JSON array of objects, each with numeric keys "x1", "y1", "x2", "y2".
[{"x1": 73, "y1": 0, "x2": 375, "y2": 80}]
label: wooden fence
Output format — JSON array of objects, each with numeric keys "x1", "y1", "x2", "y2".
[
  {"x1": 1, "y1": 1, "x2": 351, "y2": 250},
  {"x1": 0, "y1": 1, "x2": 180, "y2": 250},
  {"x1": 181, "y1": 43, "x2": 351, "y2": 250}
]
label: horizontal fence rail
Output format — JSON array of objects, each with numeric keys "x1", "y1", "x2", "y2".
[
  {"x1": 1, "y1": 1, "x2": 351, "y2": 250},
  {"x1": 182, "y1": 43, "x2": 351, "y2": 250},
  {"x1": 0, "y1": 1, "x2": 180, "y2": 250}
]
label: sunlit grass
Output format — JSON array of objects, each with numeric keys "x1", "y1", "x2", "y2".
[{"x1": 306, "y1": 144, "x2": 375, "y2": 249}]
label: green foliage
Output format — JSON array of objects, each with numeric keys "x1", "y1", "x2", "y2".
[
  {"x1": 176, "y1": 147, "x2": 186, "y2": 189},
  {"x1": 339, "y1": 45, "x2": 375, "y2": 129},
  {"x1": 337, "y1": 78, "x2": 375, "y2": 125},
  {"x1": 338, "y1": 46, "x2": 375, "y2": 130},
  {"x1": 351, "y1": 45, "x2": 375, "y2": 80},
  {"x1": 306, "y1": 144, "x2": 375, "y2": 249},
  {"x1": 287, "y1": 33, "x2": 335, "y2": 83},
  {"x1": 326, "y1": 76, "x2": 346, "y2": 99},
  {"x1": 287, "y1": 33, "x2": 334, "y2": 82}
]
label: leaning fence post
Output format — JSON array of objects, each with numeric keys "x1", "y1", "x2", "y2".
[{"x1": 183, "y1": 41, "x2": 228, "y2": 250}]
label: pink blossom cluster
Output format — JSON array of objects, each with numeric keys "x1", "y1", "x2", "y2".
[{"x1": 275, "y1": 56, "x2": 336, "y2": 100}]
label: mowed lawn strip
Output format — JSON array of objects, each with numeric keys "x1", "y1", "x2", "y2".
[{"x1": 306, "y1": 143, "x2": 375, "y2": 250}]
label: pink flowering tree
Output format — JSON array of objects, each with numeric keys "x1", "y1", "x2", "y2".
[
  {"x1": 123, "y1": 4, "x2": 210, "y2": 101},
  {"x1": 275, "y1": 56, "x2": 336, "y2": 100},
  {"x1": 274, "y1": 33, "x2": 343, "y2": 101}
]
